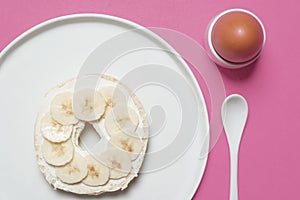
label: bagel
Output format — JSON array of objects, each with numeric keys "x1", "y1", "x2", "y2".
[{"x1": 34, "y1": 74, "x2": 149, "y2": 195}]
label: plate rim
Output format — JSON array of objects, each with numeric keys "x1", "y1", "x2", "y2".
[{"x1": 0, "y1": 13, "x2": 209, "y2": 199}]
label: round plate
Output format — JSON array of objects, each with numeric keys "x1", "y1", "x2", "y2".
[{"x1": 0, "y1": 14, "x2": 209, "y2": 200}]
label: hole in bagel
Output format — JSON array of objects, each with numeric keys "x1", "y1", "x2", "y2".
[{"x1": 79, "y1": 123, "x2": 101, "y2": 152}]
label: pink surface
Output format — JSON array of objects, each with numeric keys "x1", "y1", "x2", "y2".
[{"x1": 1, "y1": 0, "x2": 299, "y2": 199}]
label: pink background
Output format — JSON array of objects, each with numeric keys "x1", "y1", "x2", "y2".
[{"x1": 1, "y1": 0, "x2": 299, "y2": 199}]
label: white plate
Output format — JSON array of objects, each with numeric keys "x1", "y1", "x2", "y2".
[{"x1": 0, "y1": 14, "x2": 209, "y2": 200}]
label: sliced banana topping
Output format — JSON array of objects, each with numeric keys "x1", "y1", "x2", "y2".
[
  {"x1": 73, "y1": 89, "x2": 106, "y2": 122},
  {"x1": 109, "y1": 133, "x2": 143, "y2": 160},
  {"x1": 105, "y1": 106, "x2": 139, "y2": 136},
  {"x1": 99, "y1": 86, "x2": 126, "y2": 114},
  {"x1": 55, "y1": 152, "x2": 88, "y2": 184},
  {"x1": 42, "y1": 139, "x2": 74, "y2": 166},
  {"x1": 82, "y1": 156, "x2": 110, "y2": 186},
  {"x1": 99, "y1": 149, "x2": 132, "y2": 179},
  {"x1": 50, "y1": 92, "x2": 78, "y2": 125},
  {"x1": 40, "y1": 113, "x2": 73, "y2": 143}
]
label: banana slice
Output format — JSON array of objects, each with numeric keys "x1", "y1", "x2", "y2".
[
  {"x1": 50, "y1": 92, "x2": 78, "y2": 125},
  {"x1": 99, "y1": 86, "x2": 126, "y2": 114},
  {"x1": 109, "y1": 133, "x2": 143, "y2": 160},
  {"x1": 40, "y1": 113, "x2": 73, "y2": 143},
  {"x1": 73, "y1": 89, "x2": 106, "y2": 122},
  {"x1": 82, "y1": 156, "x2": 110, "y2": 186},
  {"x1": 99, "y1": 149, "x2": 131, "y2": 179},
  {"x1": 105, "y1": 106, "x2": 139, "y2": 136},
  {"x1": 55, "y1": 152, "x2": 88, "y2": 184},
  {"x1": 42, "y1": 139, "x2": 74, "y2": 166}
]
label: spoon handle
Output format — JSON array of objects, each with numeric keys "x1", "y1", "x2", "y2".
[{"x1": 229, "y1": 149, "x2": 239, "y2": 200}]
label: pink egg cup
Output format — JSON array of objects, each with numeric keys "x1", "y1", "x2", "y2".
[{"x1": 205, "y1": 8, "x2": 267, "y2": 69}]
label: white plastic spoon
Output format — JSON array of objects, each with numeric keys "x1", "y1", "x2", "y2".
[{"x1": 222, "y1": 94, "x2": 248, "y2": 200}]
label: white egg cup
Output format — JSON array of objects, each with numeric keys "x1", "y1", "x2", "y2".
[{"x1": 205, "y1": 8, "x2": 266, "y2": 69}]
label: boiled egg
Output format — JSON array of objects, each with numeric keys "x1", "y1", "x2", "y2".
[{"x1": 211, "y1": 11, "x2": 264, "y2": 63}]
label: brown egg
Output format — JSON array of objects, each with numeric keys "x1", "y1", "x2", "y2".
[{"x1": 212, "y1": 11, "x2": 264, "y2": 63}]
